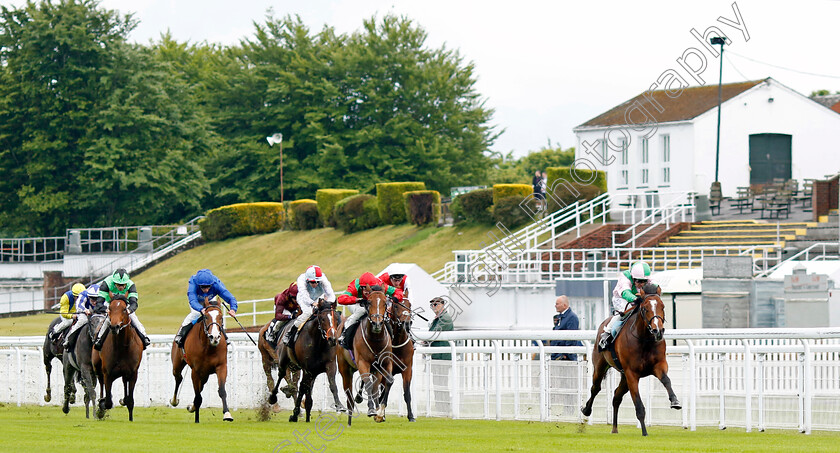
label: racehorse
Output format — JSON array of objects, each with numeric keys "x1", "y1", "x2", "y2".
[
  {"x1": 61, "y1": 314, "x2": 105, "y2": 418},
  {"x1": 336, "y1": 290, "x2": 393, "y2": 425},
  {"x1": 382, "y1": 297, "x2": 415, "y2": 422},
  {"x1": 257, "y1": 321, "x2": 302, "y2": 407},
  {"x1": 170, "y1": 297, "x2": 233, "y2": 423},
  {"x1": 92, "y1": 296, "x2": 143, "y2": 421},
  {"x1": 268, "y1": 298, "x2": 346, "y2": 422},
  {"x1": 43, "y1": 317, "x2": 77, "y2": 404},
  {"x1": 581, "y1": 283, "x2": 681, "y2": 436}
]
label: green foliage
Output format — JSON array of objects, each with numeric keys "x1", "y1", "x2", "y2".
[
  {"x1": 451, "y1": 188, "x2": 493, "y2": 224},
  {"x1": 492, "y1": 196, "x2": 538, "y2": 229},
  {"x1": 316, "y1": 189, "x2": 359, "y2": 227},
  {"x1": 376, "y1": 182, "x2": 425, "y2": 224},
  {"x1": 545, "y1": 167, "x2": 607, "y2": 213},
  {"x1": 492, "y1": 184, "x2": 532, "y2": 205},
  {"x1": 334, "y1": 194, "x2": 382, "y2": 233},
  {"x1": 403, "y1": 190, "x2": 441, "y2": 226},
  {"x1": 288, "y1": 199, "x2": 319, "y2": 230},
  {"x1": 485, "y1": 146, "x2": 575, "y2": 186},
  {"x1": 199, "y1": 202, "x2": 284, "y2": 241}
]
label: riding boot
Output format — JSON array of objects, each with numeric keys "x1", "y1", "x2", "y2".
[
  {"x1": 139, "y1": 332, "x2": 151, "y2": 350},
  {"x1": 283, "y1": 325, "x2": 299, "y2": 347},
  {"x1": 598, "y1": 331, "x2": 612, "y2": 349},
  {"x1": 63, "y1": 331, "x2": 77, "y2": 351},
  {"x1": 265, "y1": 320, "x2": 277, "y2": 343},
  {"x1": 174, "y1": 324, "x2": 191, "y2": 348},
  {"x1": 93, "y1": 326, "x2": 110, "y2": 351}
]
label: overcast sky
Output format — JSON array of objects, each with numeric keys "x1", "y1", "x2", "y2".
[{"x1": 8, "y1": 0, "x2": 840, "y2": 157}]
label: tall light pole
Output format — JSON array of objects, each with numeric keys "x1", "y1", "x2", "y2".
[
  {"x1": 711, "y1": 36, "x2": 726, "y2": 184},
  {"x1": 266, "y1": 133, "x2": 284, "y2": 203}
]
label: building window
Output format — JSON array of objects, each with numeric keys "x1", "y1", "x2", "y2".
[
  {"x1": 641, "y1": 168, "x2": 649, "y2": 185},
  {"x1": 661, "y1": 135, "x2": 670, "y2": 186},
  {"x1": 620, "y1": 138, "x2": 628, "y2": 165},
  {"x1": 639, "y1": 138, "x2": 649, "y2": 187},
  {"x1": 640, "y1": 138, "x2": 649, "y2": 164},
  {"x1": 601, "y1": 140, "x2": 608, "y2": 167},
  {"x1": 621, "y1": 170, "x2": 629, "y2": 187}
]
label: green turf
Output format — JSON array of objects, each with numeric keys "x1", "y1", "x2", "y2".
[
  {"x1": 0, "y1": 223, "x2": 491, "y2": 336},
  {"x1": 0, "y1": 404, "x2": 838, "y2": 452}
]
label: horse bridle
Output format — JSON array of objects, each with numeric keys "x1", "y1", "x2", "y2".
[
  {"x1": 639, "y1": 294, "x2": 666, "y2": 337},
  {"x1": 202, "y1": 306, "x2": 224, "y2": 338},
  {"x1": 108, "y1": 299, "x2": 131, "y2": 333},
  {"x1": 314, "y1": 303, "x2": 338, "y2": 342},
  {"x1": 387, "y1": 300, "x2": 413, "y2": 346}
]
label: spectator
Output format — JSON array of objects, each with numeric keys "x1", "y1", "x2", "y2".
[
  {"x1": 540, "y1": 171, "x2": 548, "y2": 202},
  {"x1": 532, "y1": 170, "x2": 545, "y2": 209},
  {"x1": 428, "y1": 297, "x2": 454, "y2": 360},
  {"x1": 550, "y1": 295, "x2": 582, "y2": 361},
  {"x1": 428, "y1": 296, "x2": 454, "y2": 415}
]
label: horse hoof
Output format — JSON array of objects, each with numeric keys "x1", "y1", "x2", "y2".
[
  {"x1": 334, "y1": 405, "x2": 347, "y2": 413},
  {"x1": 119, "y1": 398, "x2": 125, "y2": 406},
  {"x1": 96, "y1": 409, "x2": 105, "y2": 420},
  {"x1": 271, "y1": 403, "x2": 282, "y2": 413},
  {"x1": 62, "y1": 405, "x2": 69, "y2": 414},
  {"x1": 223, "y1": 412, "x2": 233, "y2": 422},
  {"x1": 581, "y1": 406, "x2": 591, "y2": 417},
  {"x1": 170, "y1": 397, "x2": 179, "y2": 407},
  {"x1": 268, "y1": 394, "x2": 278, "y2": 405},
  {"x1": 408, "y1": 417, "x2": 416, "y2": 422},
  {"x1": 187, "y1": 404, "x2": 195, "y2": 413},
  {"x1": 367, "y1": 409, "x2": 376, "y2": 417},
  {"x1": 374, "y1": 415, "x2": 385, "y2": 423},
  {"x1": 671, "y1": 400, "x2": 682, "y2": 410},
  {"x1": 44, "y1": 393, "x2": 51, "y2": 403},
  {"x1": 289, "y1": 415, "x2": 298, "y2": 423},
  {"x1": 355, "y1": 394, "x2": 363, "y2": 404},
  {"x1": 69, "y1": 394, "x2": 76, "y2": 404}
]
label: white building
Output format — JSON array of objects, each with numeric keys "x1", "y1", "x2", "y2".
[{"x1": 573, "y1": 78, "x2": 840, "y2": 197}]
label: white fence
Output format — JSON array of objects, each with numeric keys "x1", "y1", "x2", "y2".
[{"x1": 2, "y1": 329, "x2": 840, "y2": 433}]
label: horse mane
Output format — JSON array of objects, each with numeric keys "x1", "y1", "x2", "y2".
[
  {"x1": 370, "y1": 284, "x2": 383, "y2": 292},
  {"x1": 642, "y1": 283, "x2": 660, "y2": 296}
]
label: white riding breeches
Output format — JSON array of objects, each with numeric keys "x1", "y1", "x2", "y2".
[
  {"x1": 344, "y1": 305, "x2": 367, "y2": 331},
  {"x1": 65, "y1": 313, "x2": 89, "y2": 339},
  {"x1": 293, "y1": 303, "x2": 314, "y2": 329},
  {"x1": 53, "y1": 317, "x2": 73, "y2": 334},
  {"x1": 181, "y1": 309, "x2": 202, "y2": 327},
  {"x1": 129, "y1": 312, "x2": 147, "y2": 336}
]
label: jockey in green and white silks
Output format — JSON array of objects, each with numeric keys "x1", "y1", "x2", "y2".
[
  {"x1": 93, "y1": 268, "x2": 151, "y2": 350},
  {"x1": 599, "y1": 261, "x2": 657, "y2": 348}
]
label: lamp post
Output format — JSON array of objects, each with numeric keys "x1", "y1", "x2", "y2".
[
  {"x1": 266, "y1": 133, "x2": 284, "y2": 203},
  {"x1": 711, "y1": 36, "x2": 726, "y2": 184}
]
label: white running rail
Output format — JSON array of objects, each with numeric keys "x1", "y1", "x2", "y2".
[{"x1": 755, "y1": 242, "x2": 840, "y2": 278}]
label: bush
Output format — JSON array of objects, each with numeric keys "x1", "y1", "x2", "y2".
[
  {"x1": 545, "y1": 167, "x2": 607, "y2": 213},
  {"x1": 493, "y1": 196, "x2": 539, "y2": 229},
  {"x1": 199, "y1": 202, "x2": 285, "y2": 241},
  {"x1": 335, "y1": 194, "x2": 382, "y2": 233},
  {"x1": 492, "y1": 184, "x2": 533, "y2": 205},
  {"x1": 452, "y1": 188, "x2": 493, "y2": 224},
  {"x1": 376, "y1": 182, "x2": 426, "y2": 224},
  {"x1": 316, "y1": 189, "x2": 359, "y2": 227},
  {"x1": 289, "y1": 199, "x2": 319, "y2": 230},
  {"x1": 403, "y1": 190, "x2": 441, "y2": 226}
]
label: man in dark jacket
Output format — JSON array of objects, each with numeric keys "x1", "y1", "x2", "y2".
[
  {"x1": 550, "y1": 295, "x2": 582, "y2": 361},
  {"x1": 428, "y1": 297, "x2": 454, "y2": 360}
]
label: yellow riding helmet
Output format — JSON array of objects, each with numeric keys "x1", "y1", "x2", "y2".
[{"x1": 71, "y1": 283, "x2": 86, "y2": 296}]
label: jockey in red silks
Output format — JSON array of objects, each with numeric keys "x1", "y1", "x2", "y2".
[
  {"x1": 378, "y1": 271, "x2": 409, "y2": 297},
  {"x1": 336, "y1": 272, "x2": 403, "y2": 350}
]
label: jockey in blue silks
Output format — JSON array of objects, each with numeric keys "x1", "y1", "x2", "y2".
[{"x1": 174, "y1": 269, "x2": 238, "y2": 348}]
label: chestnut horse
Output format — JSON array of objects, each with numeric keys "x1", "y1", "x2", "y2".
[
  {"x1": 170, "y1": 298, "x2": 233, "y2": 423},
  {"x1": 382, "y1": 297, "x2": 415, "y2": 422},
  {"x1": 337, "y1": 290, "x2": 393, "y2": 425},
  {"x1": 581, "y1": 283, "x2": 681, "y2": 436},
  {"x1": 92, "y1": 296, "x2": 143, "y2": 421},
  {"x1": 257, "y1": 321, "x2": 301, "y2": 406},
  {"x1": 268, "y1": 298, "x2": 345, "y2": 422}
]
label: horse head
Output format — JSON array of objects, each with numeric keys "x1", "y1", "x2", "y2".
[
  {"x1": 107, "y1": 296, "x2": 131, "y2": 334},
  {"x1": 367, "y1": 289, "x2": 387, "y2": 334},
  {"x1": 640, "y1": 283, "x2": 665, "y2": 342},
  {"x1": 202, "y1": 297, "x2": 224, "y2": 347},
  {"x1": 315, "y1": 298, "x2": 338, "y2": 346},
  {"x1": 389, "y1": 297, "x2": 412, "y2": 333}
]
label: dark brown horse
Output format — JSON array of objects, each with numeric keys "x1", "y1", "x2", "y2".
[
  {"x1": 337, "y1": 290, "x2": 393, "y2": 425},
  {"x1": 258, "y1": 321, "x2": 301, "y2": 409},
  {"x1": 61, "y1": 314, "x2": 105, "y2": 418},
  {"x1": 581, "y1": 283, "x2": 681, "y2": 436},
  {"x1": 170, "y1": 298, "x2": 233, "y2": 423},
  {"x1": 92, "y1": 296, "x2": 143, "y2": 421},
  {"x1": 268, "y1": 298, "x2": 346, "y2": 422},
  {"x1": 43, "y1": 317, "x2": 77, "y2": 404},
  {"x1": 382, "y1": 297, "x2": 415, "y2": 422}
]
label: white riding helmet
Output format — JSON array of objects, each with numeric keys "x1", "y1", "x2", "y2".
[
  {"x1": 305, "y1": 265, "x2": 324, "y2": 283},
  {"x1": 630, "y1": 262, "x2": 652, "y2": 281}
]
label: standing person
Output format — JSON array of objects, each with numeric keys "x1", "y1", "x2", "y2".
[
  {"x1": 550, "y1": 295, "x2": 582, "y2": 361},
  {"x1": 49, "y1": 283, "x2": 86, "y2": 341},
  {"x1": 428, "y1": 297, "x2": 454, "y2": 415},
  {"x1": 93, "y1": 269, "x2": 151, "y2": 350},
  {"x1": 284, "y1": 265, "x2": 336, "y2": 347},
  {"x1": 174, "y1": 269, "x2": 238, "y2": 348},
  {"x1": 532, "y1": 170, "x2": 545, "y2": 210},
  {"x1": 540, "y1": 171, "x2": 548, "y2": 207},
  {"x1": 599, "y1": 261, "x2": 657, "y2": 349},
  {"x1": 264, "y1": 282, "x2": 300, "y2": 345}
]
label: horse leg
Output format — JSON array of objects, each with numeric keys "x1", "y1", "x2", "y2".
[
  {"x1": 625, "y1": 371, "x2": 647, "y2": 436},
  {"x1": 217, "y1": 364, "x2": 233, "y2": 422},
  {"x1": 582, "y1": 351, "x2": 610, "y2": 417},
  {"x1": 44, "y1": 353, "x2": 52, "y2": 403},
  {"x1": 97, "y1": 373, "x2": 114, "y2": 419},
  {"x1": 188, "y1": 370, "x2": 205, "y2": 423},
  {"x1": 126, "y1": 373, "x2": 137, "y2": 422},
  {"x1": 337, "y1": 356, "x2": 355, "y2": 426},
  {"x1": 325, "y1": 359, "x2": 345, "y2": 413},
  {"x1": 61, "y1": 359, "x2": 74, "y2": 414},
  {"x1": 267, "y1": 356, "x2": 290, "y2": 405},
  {"x1": 653, "y1": 363, "x2": 682, "y2": 409},
  {"x1": 403, "y1": 368, "x2": 415, "y2": 422},
  {"x1": 611, "y1": 375, "x2": 629, "y2": 434},
  {"x1": 81, "y1": 363, "x2": 96, "y2": 419},
  {"x1": 289, "y1": 372, "x2": 310, "y2": 423},
  {"x1": 170, "y1": 350, "x2": 186, "y2": 407}
]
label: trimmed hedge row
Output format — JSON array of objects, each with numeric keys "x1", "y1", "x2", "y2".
[
  {"x1": 545, "y1": 167, "x2": 607, "y2": 213},
  {"x1": 403, "y1": 190, "x2": 441, "y2": 226},
  {"x1": 200, "y1": 202, "x2": 285, "y2": 241},
  {"x1": 335, "y1": 194, "x2": 382, "y2": 233},
  {"x1": 289, "y1": 199, "x2": 319, "y2": 230},
  {"x1": 451, "y1": 187, "x2": 493, "y2": 223},
  {"x1": 376, "y1": 182, "x2": 425, "y2": 224},
  {"x1": 492, "y1": 184, "x2": 532, "y2": 205},
  {"x1": 316, "y1": 189, "x2": 359, "y2": 227},
  {"x1": 493, "y1": 196, "x2": 539, "y2": 229}
]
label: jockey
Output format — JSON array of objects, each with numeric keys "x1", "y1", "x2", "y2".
[
  {"x1": 265, "y1": 282, "x2": 301, "y2": 344},
  {"x1": 599, "y1": 261, "x2": 658, "y2": 349},
  {"x1": 93, "y1": 268, "x2": 151, "y2": 350},
  {"x1": 336, "y1": 272, "x2": 403, "y2": 350},
  {"x1": 378, "y1": 271, "x2": 408, "y2": 297},
  {"x1": 174, "y1": 269, "x2": 238, "y2": 348},
  {"x1": 283, "y1": 265, "x2": 335, "y2": 347},
  {"x1": 49, "y1": 283, "x2": 86, "y2": 342},
  {"x1": 62, "y1": 283, "x2": 103, "y2": 350}
]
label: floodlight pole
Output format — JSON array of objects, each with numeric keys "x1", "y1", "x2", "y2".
[
  {"x1": 279, "y1": 139, "x2": 284, "y2": 204},
  {"x1": 712, "y1": 36, "x2": 725, "y2": 184}
]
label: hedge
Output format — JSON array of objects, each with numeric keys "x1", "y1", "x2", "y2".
[
  {"x1": 199, "y1": 202, "x2": 285, "y2": 241},
  {"x1": 289, "y1": 199, "x2": 319, "y2": 230},
  {"x1": 316, "y1": 189, "x2": 359, "y2": 227},
  {"x1": 451, "y1": 187, "x2": 493, "y2": 224},
  {"x1": 545, "y1": 166, "x2": 607, "y2": 213},
  {"x1": 403, "y1": 190, "x2": 441, "y2": 226},
  {"x1": 492, "y1": 184, "x2": 533, "y2": 205},
  {"x1": 493, "y1": 196, "x2": 539, "y2": 229},
  {"x1": 376, "y1": 182, "x2": 426, "y2": 224},
  {"x1": 335, "y1": 194, "x2": 382, "y2": 233}
]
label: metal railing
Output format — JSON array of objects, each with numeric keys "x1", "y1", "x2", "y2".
[
  {"x1": 612, "y1": 192, "x2": 695, "y2": 248},
  {"x1": 0, "y1": 237, "x2": 65, "y2": 262},
  {"x1": 755, "y1": 242, "x2": 840, "y2": 278}
]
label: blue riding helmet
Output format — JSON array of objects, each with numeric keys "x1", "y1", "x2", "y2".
[{"x1": 194, "y1": 269, "x2": 215, "y2": 287}]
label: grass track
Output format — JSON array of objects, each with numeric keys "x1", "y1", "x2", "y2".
[{"x1": 1, "y1": 404, "x2": 838, "y2": 452}]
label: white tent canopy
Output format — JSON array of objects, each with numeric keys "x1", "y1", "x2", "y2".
[{"x1": 378, "y1": 263, "x2": 449, "y2": 311}]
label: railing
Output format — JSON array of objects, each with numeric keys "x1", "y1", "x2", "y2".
[
  {"x1": 612, "y1": 192, "x2": 695, "y2": 248},
  {"x1": 3, "y1": 328, "x2": 840, "y2": 433},
  {"x1": 755, "y1": 242, "x2": 840, "y2": 278},
  {"x1": 221, "y1": 298, "x2": 273, "y2": 327},
  {"x1": 0, "y1": 237, "x2": 65, "y2": 262}
]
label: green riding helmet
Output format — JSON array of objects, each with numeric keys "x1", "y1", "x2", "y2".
[
  {"x1": 630, "y1": 262, "x2": 651, "y2": 281},
  {"x1": 112, "y1": 268, "x2": 131, "y2": 285}
]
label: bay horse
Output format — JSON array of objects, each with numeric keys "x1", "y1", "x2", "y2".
[
  {"x1": 382, "y1": 297, "x2": 415, "y2": 422},
  {"x1": 43, "y1": 317, "x2": 77, "y2": 404},
  {"x1": 336, "y1": 290, "x2": 393, "y2": 425},
  {"x1": 581, "y1": 283, "x2": 681, "y2": 436},
  {"x1": 92, "y1": 296, "x2": 143, "y2": 421},
  {"x1": 257, "y1": 321, "x2": 301, "y2": 408},
  {"x1": 268, "y1": 298, "x2": 346, "y2": 422},
  {"x1": 61, "y1": 314, "x2": 106, "y2": 418},
  {"x1": 170, "y1": 297, "x2": 233, "y2": 423}
]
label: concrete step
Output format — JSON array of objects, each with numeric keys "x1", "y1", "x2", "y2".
[
  {"x1": 667, "y1": 234, "x2": 795, "y2": 242},
  {"x1": 690, "y1": 222, "x2": 815, "y2": 230},
  {"x1": 678, "y1": 228, "x2": 806, "y2": 236},
  {"x1": 658, "y1": 240, "x2": 783, "y2": 247}
]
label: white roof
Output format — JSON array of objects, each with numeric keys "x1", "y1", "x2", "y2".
[{"x1": 378, "y1": 263, "x2": 449, "y2": 306}]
